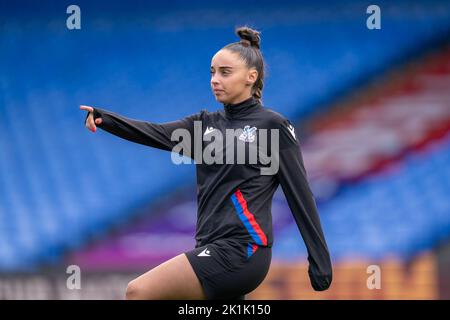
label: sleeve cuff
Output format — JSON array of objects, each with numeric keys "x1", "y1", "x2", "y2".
[
  {"x1": 84, "y1": 107, "x2": 104, "y2": 127},
  {"x1": 309, "y1": 271, "x2": 332, "y2": 291}
]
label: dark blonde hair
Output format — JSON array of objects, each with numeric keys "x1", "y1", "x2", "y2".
[{"x1": 223, "y1": 26, "x2": 265, "y2": 104}]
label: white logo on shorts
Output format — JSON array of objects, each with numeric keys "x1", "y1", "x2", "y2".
[{"x1": 197, "y1": 248, "x2": 211, "y2": 257}]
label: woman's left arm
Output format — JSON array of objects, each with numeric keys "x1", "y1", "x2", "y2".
[{"x1": 276, "y1": 118, "x2": 333, "y2": 291}]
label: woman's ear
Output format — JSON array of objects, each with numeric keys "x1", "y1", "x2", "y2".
[{"x1": 247, "y1": 68, "x2": 258, "y2": 86}]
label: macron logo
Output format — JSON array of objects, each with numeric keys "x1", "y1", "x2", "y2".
[
  {"x1": 287, "y1": 124, "x2": 296, "y2": 140},
  {"x1": 197, "y1": 248, "x2": 211, "y2": 257},
  {"x1": 204, "y1": 126, "x2": 216, "y2": 136}
]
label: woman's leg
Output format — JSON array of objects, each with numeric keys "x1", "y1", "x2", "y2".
[{"x1": 125, "y1": 253, "x2": 206, "y2": 300}]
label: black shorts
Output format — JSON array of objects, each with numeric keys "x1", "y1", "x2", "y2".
[{"x1": 184, "y1": 238, "x2": 272, "y2": 300}]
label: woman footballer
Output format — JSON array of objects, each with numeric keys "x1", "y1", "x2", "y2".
[{"x1": 80, "y1": 26, "x2": 332, "y2": 300}]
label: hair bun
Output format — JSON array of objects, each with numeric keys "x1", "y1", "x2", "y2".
[{"x1": 236, "y1": 26, "x2": 261, "y2": 49}]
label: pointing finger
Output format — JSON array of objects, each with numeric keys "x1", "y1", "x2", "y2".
[{"x1": 80, "y1": 105, "x2": 94, "y2": 113}]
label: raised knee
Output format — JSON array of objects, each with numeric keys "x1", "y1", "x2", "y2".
[{"x1": 125, "y1": 280, "x2": 141, "y2": 300}]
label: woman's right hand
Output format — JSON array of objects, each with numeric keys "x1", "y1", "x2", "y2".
[{"x1": 80, "y1": 105, "x2": 102, "y2": 132}]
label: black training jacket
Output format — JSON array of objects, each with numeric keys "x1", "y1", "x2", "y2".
[{"x1": 84, "y1": 96, "x2": 333, "y2": 290}]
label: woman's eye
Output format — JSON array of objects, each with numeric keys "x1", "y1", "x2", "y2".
[{"x1": 210, "y1": 70, "x2": 230, "y2": 76}]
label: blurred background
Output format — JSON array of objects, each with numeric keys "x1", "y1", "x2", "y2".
[{"x1": 1, "y1": 0, "x2": 450, "y2": 299}]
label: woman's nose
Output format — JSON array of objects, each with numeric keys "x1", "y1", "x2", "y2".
[
  {"x1": 210, "y1": 73, "x2": 219, "y2": 83},
  {"x1": 211, "y1": 77, "x2": 219, "y2": 86}
]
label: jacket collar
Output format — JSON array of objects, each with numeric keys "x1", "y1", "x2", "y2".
[{"x1": 223, "y1": 96, "x2": 261, "y2": 119}]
